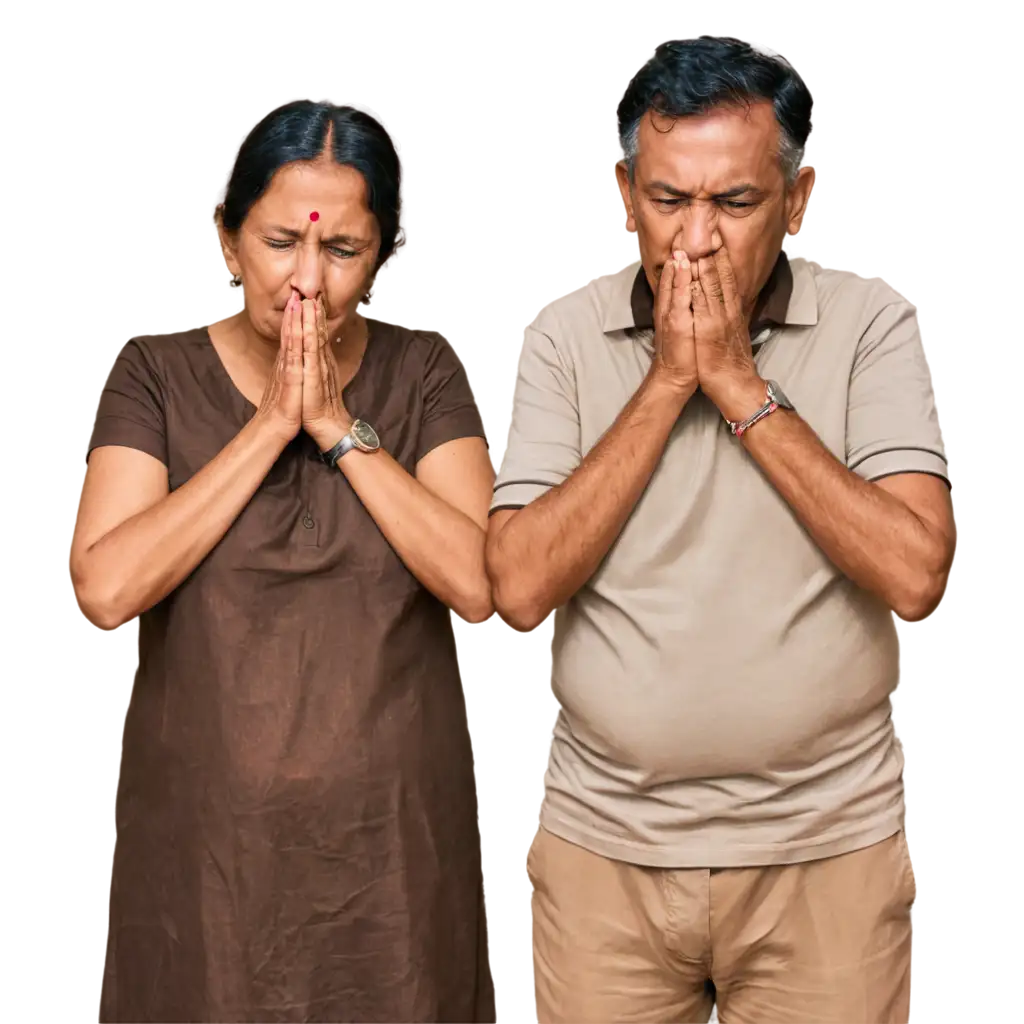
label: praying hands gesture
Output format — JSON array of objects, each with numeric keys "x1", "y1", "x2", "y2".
[
  {"x1": 297, "y1": 295, "x2": 354, "y2": 451},
  {"x1": 254, "y1": 294, "x2": 354, "y2": 452},
  {"x1": 690, "y1": 231, "x2": 764, "y2": 420},
  {"x1": 653, "y1": 231, "x2": 764, "y2": 421},
  {"x1": 652, "y1": 249, "x2": 698, "y2": 396}
]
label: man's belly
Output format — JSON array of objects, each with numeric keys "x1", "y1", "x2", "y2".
[{"x1": 549, "y1": 581, "x2": 900, "y2": 784}]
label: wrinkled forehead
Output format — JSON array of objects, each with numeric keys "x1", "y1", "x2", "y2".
[
  {"x1": 634, "y1": 101, "x2": 783, "y2": 190},
  {"x1": 250, "y1": 160, "x2": 375, "y2": 225}
]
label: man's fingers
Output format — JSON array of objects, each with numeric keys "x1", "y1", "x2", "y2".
[
  {"x1": 712, "y1": 234, "x2": 745, "y2": 321},
  {"x1": 711, "y1": 238, "x2": 743, "y2": 324},
  {"x1": 671, "y1": 251, "x2": 696, "y2": 292},
  {"x1": 699, "y1": 257, "x2": 724, "y2": 305},
  {"x1": 691, "y1": 277, "x2": 710, "y2": 322},
  {"x1": 666, "y1": 252, "x2": 694, "y2": 338},
  {"x1": 655, "y1": 258, "x2": 676, "y2": 327}
]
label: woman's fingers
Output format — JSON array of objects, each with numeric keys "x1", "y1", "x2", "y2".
[
  {"x1": 281, "y1": 300, "x2": 303, "y2": 417},
  {"x1": 282, "y1": 294, "x2": 304, "y2": 375},
  {"x1": 301, "y1": 298, "x2": 318, "y2": 354},
  {"x1": 316, "y1": 295, "x2": 329, "y2": 348}
]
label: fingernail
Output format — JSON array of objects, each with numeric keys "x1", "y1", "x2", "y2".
[{"x1": 673, "y1": 250, "x2": 684, "y2": 263}]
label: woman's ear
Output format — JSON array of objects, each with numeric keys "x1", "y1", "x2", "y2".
[{"x1": 212, "y1": 209, "x2": 240, "y2": 280}]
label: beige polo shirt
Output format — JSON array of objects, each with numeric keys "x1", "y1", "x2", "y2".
[{"x1": 492, "y1": 254, "x2": 948, "y2": 868}]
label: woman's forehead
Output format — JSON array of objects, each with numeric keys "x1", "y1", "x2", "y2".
[{"x1": 256, "y1": 161, "x2": 372, "y2": 219}]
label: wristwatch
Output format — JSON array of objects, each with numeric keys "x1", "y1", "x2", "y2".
[
  {"x1": 320, "y1": 419, "x2": 381, "y2": 467},
  {"x1": 725, "y1": 380, "x2": 795, "y2": 437}
]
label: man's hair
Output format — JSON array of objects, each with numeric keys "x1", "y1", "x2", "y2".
[{"x1": 617, "y1": 37, "x2": 813, "y2": 185}]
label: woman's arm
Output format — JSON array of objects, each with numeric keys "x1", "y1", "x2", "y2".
[
  {"x1": 334, "y1": 436, "x2": 495, "y2": 623},
  {"x1": 70, "y1": 418, "x2": 293, "y2": 630},
  {"x1": 74, "y1": 303, "x2": 303, "y2": 626}
]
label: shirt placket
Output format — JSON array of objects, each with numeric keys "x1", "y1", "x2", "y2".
[{"x1": 297, "y1": 447, "x2": 322, "y2": 548}]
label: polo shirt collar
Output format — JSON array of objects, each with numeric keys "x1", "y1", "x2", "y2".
[{"x1": 601, "y1": 251, "x2": 818, "y2": 335}]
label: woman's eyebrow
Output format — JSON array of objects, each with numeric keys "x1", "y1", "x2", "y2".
[{"x1": 264, "y1": 225, "x2": 371, "y2": 246}]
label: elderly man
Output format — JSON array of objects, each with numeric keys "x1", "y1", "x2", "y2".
[{"x1": 486, "y1": 36, "x2": 955, "y2": 1024}]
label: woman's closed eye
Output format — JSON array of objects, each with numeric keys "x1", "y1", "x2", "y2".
[{"x1": 263, "y1": 238, "x2": 359, "y2": 258}]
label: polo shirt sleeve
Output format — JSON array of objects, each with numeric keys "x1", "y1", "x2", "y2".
[
  {"x1": 845, "y1": 300, "x2": 949, "y2": 484},
  {"x1": 87, "y1": 338, "x2": 168, "y2": 466},
  {"x1": 491, "y1": 324, "x2": 581, "y2": 513}
]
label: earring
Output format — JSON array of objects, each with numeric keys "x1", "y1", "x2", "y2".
[
  {"x1": 222, "y1": 253, "x2": 241, "y2": 286},
  {"x1": 360, "y1": 289, "x2": 372, "y2": 305}
]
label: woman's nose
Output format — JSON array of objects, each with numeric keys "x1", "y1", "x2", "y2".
[{"x1": 292, "y1": 244, "x2": 323, "y2": 300}]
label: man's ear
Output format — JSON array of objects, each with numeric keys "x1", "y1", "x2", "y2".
[
  {"x1": 785, "y1": 166, "x2": 815, "y2": 236},
  {"x1": 610, "y1": 157, "x2": 634, "y2": 239}
]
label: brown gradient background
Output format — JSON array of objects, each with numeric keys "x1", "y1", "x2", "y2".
[{"x1": 2, "y1": 2, "x2": 1024, "y2": 1024}]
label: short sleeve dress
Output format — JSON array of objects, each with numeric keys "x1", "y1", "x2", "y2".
[{"x1": 87, "y1": 322, "x2": 495, "y2": 1023}]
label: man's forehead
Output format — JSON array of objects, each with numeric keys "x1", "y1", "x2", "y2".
[{"x1": 635, "y1": 102, "x2": 781, "y2": 185}]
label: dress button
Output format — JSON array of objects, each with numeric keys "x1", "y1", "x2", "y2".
[{"x1": 302, "y1": 514, "x2": 315, "y2": 530}]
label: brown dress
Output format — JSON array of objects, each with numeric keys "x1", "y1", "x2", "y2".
[{"x1": 87, "y1": 322, "x2": 495, "y2": 1023}]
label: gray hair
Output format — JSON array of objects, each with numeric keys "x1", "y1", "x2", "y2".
[{"x1": 620, "y1": 108, "x2": 805, "y2": 186}]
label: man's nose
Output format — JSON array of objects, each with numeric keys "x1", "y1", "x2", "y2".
[{"x1": 674, "y1": 203, "x2": 719, "y2": 263}]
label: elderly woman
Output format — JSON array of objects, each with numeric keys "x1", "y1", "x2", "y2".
[{"x1": 70, "y1": 101, "x2": 496, "y2": 1023}]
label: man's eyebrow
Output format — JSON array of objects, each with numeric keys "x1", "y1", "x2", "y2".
[
  {"x1": 646, "y1": 181, "x2": 765, "y2": 199},
  {"x1": 264, "y1": 226, "x2": 371, "y2": 246}
]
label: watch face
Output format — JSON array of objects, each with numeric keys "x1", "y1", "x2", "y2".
[
  {"x1": 351, "y1": 419, "x2": 380, "y2": 451},
  {"x1": 766, "y1": 380, "x2": 794, "y2": 410}
]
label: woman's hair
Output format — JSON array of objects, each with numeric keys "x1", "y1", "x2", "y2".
[{"x1": 218, "y1": 100, "x2": 403, "y2": 269}]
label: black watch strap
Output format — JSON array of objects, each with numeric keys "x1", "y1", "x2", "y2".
[{"x1": 320, "y1": 433, "x2": 355, "y2": 467}]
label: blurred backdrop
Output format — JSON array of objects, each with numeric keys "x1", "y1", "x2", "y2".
[{"x1": 0, "y1": 2, "x2": 1019, "y2": 1024}]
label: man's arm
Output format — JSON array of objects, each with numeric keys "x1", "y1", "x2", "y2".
[
  {"x1": 487, "y1": 255, "x2": 698, "y2": 632},
  {"x1": 488, "y1": 372, "x2": 688, "y2": 631},
  {"x1": 726, "y1": 391, "x2": 954, "y2": 619},
  {"x1": 694, "y1": 237, "x2": 956, "y2": 621}
]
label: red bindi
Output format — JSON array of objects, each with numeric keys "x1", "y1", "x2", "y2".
[{"x1": 309, "y1": 211, "x2": 319, "y2": 222}]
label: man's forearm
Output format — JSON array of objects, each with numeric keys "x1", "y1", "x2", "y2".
[
  {"x1": 487, "y1": 370, "x2": 691, "y2": 631},
  {"x1": 737, "y1": 403, "x2": 954, "y2": 620}
]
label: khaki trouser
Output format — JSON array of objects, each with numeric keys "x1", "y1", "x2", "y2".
[{"x1": 529, "y1": 827, "x2": 916, "y2": 1024}]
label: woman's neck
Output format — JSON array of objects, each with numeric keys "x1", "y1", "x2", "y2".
[
  {"x1": 213, "y1": 311, "x2": 279, "y2": 375},
  {"x1": 211, "y1": 303, "x2": 372, "y2": 391}
]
